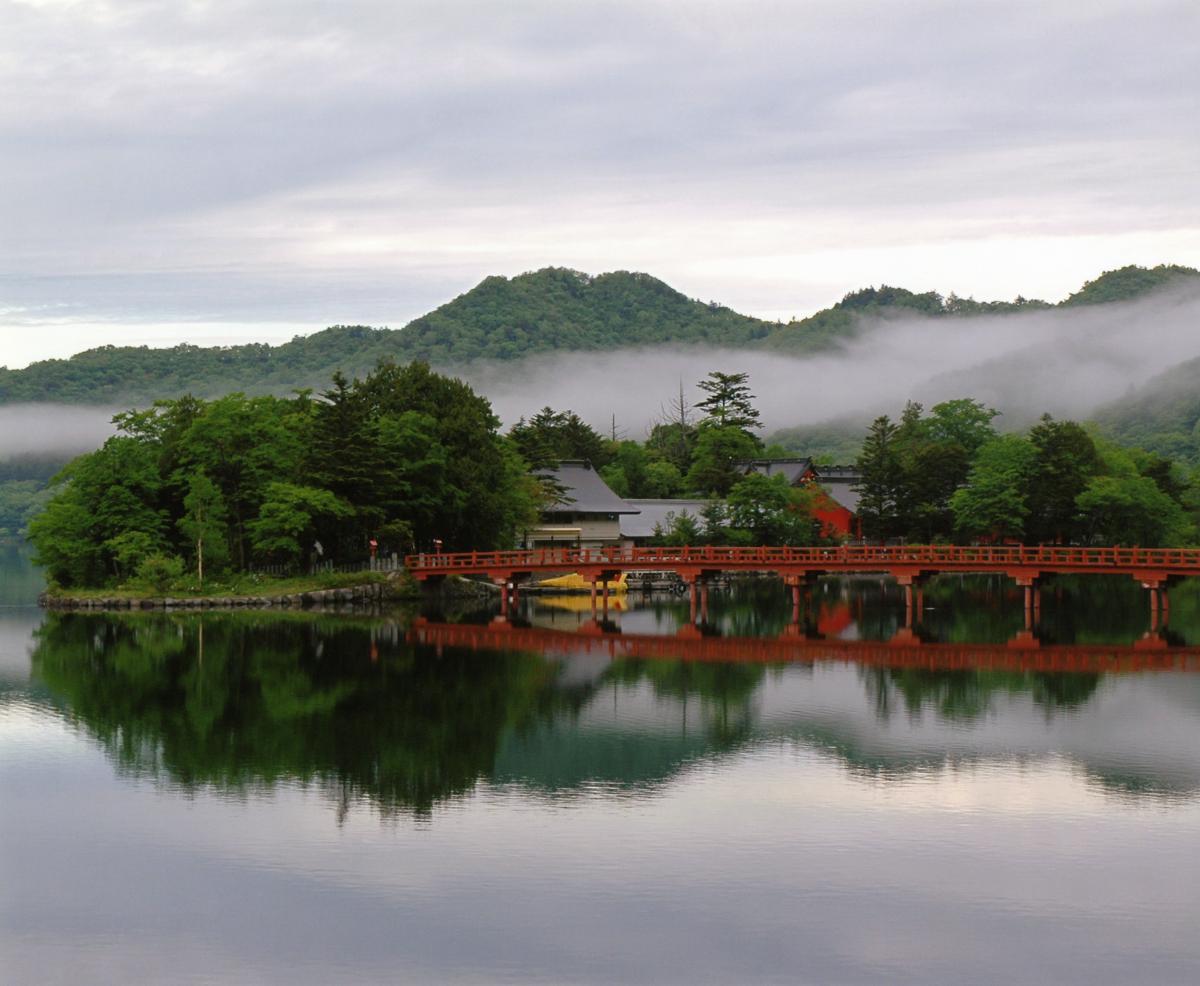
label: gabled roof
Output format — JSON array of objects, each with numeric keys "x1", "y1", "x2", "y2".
[
  {"x1": 535, "y1": 460, "x2": 640, "y2": 515},
  {"x1": 811, "y1": 465, "x2": 863, "y2": 512},
  {"x1": 738, "y1": 457, "x2": 814, "y2": 486},
  {"x1": 620, "y1": 498, "x2": 712, "y2": 539}
]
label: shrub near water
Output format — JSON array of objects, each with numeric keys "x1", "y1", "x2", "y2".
[{"x1": 136, "y1": 554, "x2": 184, "y2": 595}]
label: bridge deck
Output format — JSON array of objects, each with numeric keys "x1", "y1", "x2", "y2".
[{"x1": 405, "y1": 544, "x2": 1200, "y2": 586}]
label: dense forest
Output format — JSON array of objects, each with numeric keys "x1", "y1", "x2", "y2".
[
  {"x1": 27, "y1": 365, "x2": 826, "y2": 588},
  {"x1": 29, "y1": 363, "x2": 541, "y2": 588},
  {"x1": 852, "y1": 401, "x2": 1196, "y2": 546},
  {"x1": 3, "y1": 264, "x2": 1194, "y2": 409},
  {"x1": 25, "y1": 357, "x2": 1200, "y2": 592}
]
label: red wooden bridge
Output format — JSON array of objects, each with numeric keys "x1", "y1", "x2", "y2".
[
  {"x1": 409, "y1": 619, "x2": 1200, "y2": 675},
  {"x1": 406, "y1": 544, "x2": 1200, "y2": 586},
  {"x1": 406, "y1": 545, "x2": 1200, "y2": 618}
]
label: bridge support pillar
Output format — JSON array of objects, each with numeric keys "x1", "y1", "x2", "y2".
[
  {"x1": 892, "y1": 571, "x2": 929, "y2": 629},
  {"x1": 1135, "y1": 574, "x2": 1169, "y2": 629}
]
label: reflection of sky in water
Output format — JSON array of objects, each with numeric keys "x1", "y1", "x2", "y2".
[
  {"x1": 4, "y1": 705, "x2": 1200, "y2": 985},
  {"x1": 0, "y1": 612, "x2": 39, "y2": 681},
  {"x1": 497, "y1": 658, "x2": 1200, "y2": 797}
]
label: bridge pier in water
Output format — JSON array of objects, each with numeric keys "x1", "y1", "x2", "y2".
[{"x1": 409, "y1": 546, "x2": 1200, "y2": 632}]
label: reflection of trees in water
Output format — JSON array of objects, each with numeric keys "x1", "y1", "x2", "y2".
[
  {"x1": 32, "y1": 612, "x2": 577, "y2": 819},
  {"x1": 30, "y1": 612, "x2": 1190, "y2": 817},
  {"x1": 601, "y1": 658, "x2": 766, "y2": 746},
  {"x1": 862, "y1": 666, "x2": 1102, "y2": 722}
]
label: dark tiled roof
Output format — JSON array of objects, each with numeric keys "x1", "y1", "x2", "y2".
[
  {"x1": 738, "y1": 457, "x2": 814, "y2": 485},
  {"x1": 812, "y1": 465, "x2": 863, "y2": 512},
  {"x1": 536, "y1": 460, "x2": 640, "y2": 515},
  {"x1": 620, "y1": 499, "x2": 712, "y2": 539}
]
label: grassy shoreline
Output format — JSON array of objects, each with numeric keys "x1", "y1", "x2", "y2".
[{"x1": 40, "y1": 569, "x2": 420, "y2": 606}]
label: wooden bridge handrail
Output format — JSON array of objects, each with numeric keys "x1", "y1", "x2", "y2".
[{"x1": 404, "y1": 544, "x2": 1200, "y2": 575}]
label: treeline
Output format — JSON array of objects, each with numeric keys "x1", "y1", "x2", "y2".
[
  {"x1": 28, "y1": 358, "x2": 1200, "y2": 590},
  {"x1": 30, "y1": 361, "x2": 822, "y2": 589},
  {"x1": 30, "y1": 363, "x2": 540, "y2": 588},
  {"x1": 4, "y1": 264, "x2": 1193, "y2": 409},
  {"x1": 856, "y1": 401, "x2": 1197, "y2": 546}
]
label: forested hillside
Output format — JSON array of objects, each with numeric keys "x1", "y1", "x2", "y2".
[
  {"x1": 1094, "y1": 355, "x2": 1200, "y2": 464},
  {"x1": 3, "y1": 264, "x2": 1194, "y2": 408}
]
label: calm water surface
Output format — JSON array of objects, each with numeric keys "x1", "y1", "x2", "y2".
[{"x1": 3, "y1": 546, "x2": 1200, "y2": 984}]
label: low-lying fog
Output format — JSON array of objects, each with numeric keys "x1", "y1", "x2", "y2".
[
  {"x1": 472, "y1": 279, "x2": 1200, "y2": 435},
  {"x1": 3, "y1": 279, "x2": 1198, "y2": 463},
  {"x1": 0, "y1": 404, "x2": 118, "y2": 462}
]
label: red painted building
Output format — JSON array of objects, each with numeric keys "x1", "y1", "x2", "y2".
[{"x1": 738, "y1": 458, "x2": 862, "y2": 539}]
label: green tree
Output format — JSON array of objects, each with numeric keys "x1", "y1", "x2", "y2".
[
  {"x1": 1026, "y1": 416, "x2": 1100, "y2": 543},
  {"x1": 695, "y1": 371, "x2": 762, "y2": 435},
  {"x1": 28, "y1": 436, "x2": 167, "y2": 586},
  {"x1": 925, "y1": 398, "x2": 999, "y2": 458},
  {"x1": 175, "y1": 394, "x2": 306, "y2": 567},
  {"x1": 600, "y1": 441, "x2": 684, "y2": 498},
  {"x1": 855, "y1": 416, "x2": 902, "y2": 540},
  {"x1": 248, "y1": 483, "x2": 353, "y2": 567},
  {"x1": 508, "y1": 407, "x2": 611, "y2": 470},
  {"x1": 642, "y1": 460, "x2": 684, "y2": 498},
  {"x1": 950, "y1": 435, "x2": 1037, "y2": 541},
  {"x1": 725, "y1": 473, "x2": 817, "y2": 545},
  {"x1": 1076, "y1": 474, "x2": 1193, "y2": 546},
  {"x1": 651, "y1": 510, "x2": 704, "y2": 546},
  {"x1": 177, "y1": 471, "x2": 229, "y2": 586},
  {"x1": 685, "y1": 425, "x2": 760, "y2": 497},
  {"x1": 358, "y1": 361, "x2": 528, "y2": 550}
]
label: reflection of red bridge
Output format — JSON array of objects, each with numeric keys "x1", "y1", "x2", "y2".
[
  {"x1": 409, "y1": 619, "x2": 1200, "y2": 675},
  {"x1": 408, "y1": 544, "x2": 1200, "y2": 619}
]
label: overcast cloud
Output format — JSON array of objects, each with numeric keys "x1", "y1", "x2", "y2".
[{"x1": 1, "y1": 0, "x2": 1199, "y2": 368}]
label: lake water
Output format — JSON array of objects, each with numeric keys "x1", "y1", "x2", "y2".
[{"x1": 3, "y1": 545, "x2": 1200, "y2": 984}]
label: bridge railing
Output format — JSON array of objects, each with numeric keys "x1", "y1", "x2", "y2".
[{"x1": 405, "y1": 544, "x2": 1200, "y2": 574}]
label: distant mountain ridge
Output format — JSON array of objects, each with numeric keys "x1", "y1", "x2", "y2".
[{"x1": 1, "y1": 264, "x2": 1196, "y2": 407}]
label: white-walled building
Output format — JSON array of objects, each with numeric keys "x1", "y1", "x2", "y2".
[{"x1": 524, "y1": 461, "x2": 639, "y2": 550}]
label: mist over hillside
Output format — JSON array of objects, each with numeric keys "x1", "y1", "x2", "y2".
[
  {"x1": 471, "y1": 276, "x2": 1200, "y2": 437},
  {"x1": 4, "y1": 263, "x2": 1194, "y2": 409},
  {"x1": 3, "y1": 263, "x2": 1199, "y2": 471},
  {"x1": 0, "y1": 404, "x2": 117, "y2": 462}
]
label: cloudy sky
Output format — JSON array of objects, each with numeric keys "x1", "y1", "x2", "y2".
[{"x1": 2, "y1": 0, "x2": 1198, "y2": 368}]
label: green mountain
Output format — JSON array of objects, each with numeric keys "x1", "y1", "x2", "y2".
[
  {"x1": 1062, "y1": 264, "x2": 1200, "y2": 307},
  {"x1": 1, "y1": 263, "x2": 1195, "y2": 408}
]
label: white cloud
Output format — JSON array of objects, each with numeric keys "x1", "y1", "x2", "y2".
[{"x1": 0, "y1": 0, "x2": 1198, "y2": 363}]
